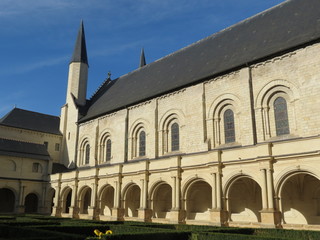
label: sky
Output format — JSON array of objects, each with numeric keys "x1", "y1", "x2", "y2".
[{"x1": 0, "y1": 0, "x2": 286, "y2": 117}]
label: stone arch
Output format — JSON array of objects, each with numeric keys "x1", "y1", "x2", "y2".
[
  {"x1": 129, "y1": 121, "x2": 148, "y2": 159},
  {"x1": 159, "y1": 109, "x2": 185, "y2": 131},
  {"x1": 207, "y1": 94, "x2": 241, "y2": 147},
  {"x1": 208, "y1": 93, "x2": 241, "y2": 119},
  {"x1": 255, "y1": 79, "x2": 300, "y2": 140},
  {"x1": 275, "y1": 168, "x2": 320, "y2": 225},
  {"x1": 182, "y1": 177, "x2": 212, "y2": 221},
  {"x1": 60, "y1": 187, "x2": 72, "y2": 214},
  {"x1": 149, "y1": 181, "x2": 172, "y2": 219},
  {"x1": 122, "y1": 183, "x2": 141, "y2": 217},
  {"x1": 78, "y1": 137, "x2": 91, "y2": 166},
  {"x1": 159, "y1": 110, "x2": 185, "y2": 154},
  {"x1": 78, "y1": 186, "x2": 92, "y2": 214},
  {"x1": 255, "y1": 79, "x2": 299, "y2": 108},
  {"x1": 99, "y1": 130, "x2": 113, "y2": 164},
  {"x1": 225, "y1": 174, "x2": 262, "y2": 223},
  {"x1": 25, "y1": 193, "x2": 39, "y2": 213},
  {"x1": 99, "y1": 184, "x2": 115, "y2": 216},
  {"x1": 0, "y1": 188, "x2": 15, "y2": 213}
]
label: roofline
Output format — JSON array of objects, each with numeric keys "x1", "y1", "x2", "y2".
[
  {"x1": 79, "y1": 36, "x2": 320, "y2": 124},
  {"x1": 0, "y1": 123, "x2": 62, "y2": 136}
]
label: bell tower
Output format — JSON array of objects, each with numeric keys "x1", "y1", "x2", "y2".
[{"x1": 59, "y1": 21, "x2": 89, "y2": 167}]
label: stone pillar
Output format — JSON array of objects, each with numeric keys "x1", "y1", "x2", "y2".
[
  {"x1": 267, "y1": 169, "x2": 274, "y2": 209},
  {"x1": 260, "y1": 168, "x2": 268, "y2": 210},
  {"x1": 88, "y1": 180, "x2": 99, "y2": 219},
  {"x1": 214, "y1": 118, "x2": 221, "y2": 147},
  {"x1": 138, "y1": 178, "x2": 152, "y2": 222},
  {"x1": 17, "y1": 183, "x2": 26, "y2": 214},
  {"x1": 260, "y1": 168, "x2": 281, "y2": 228},
  {"x1": 112, "y1": 180, "x2": 124, "y2": 220},
  {"x1": 69, "y1": 183, "x2": 79, "y2": 218},
  {"x1": 210, "y1": 171, "x2": 227, "y2": 226},
  {"x1": 39, "y1": 184, "x2": 49, "y2": 214}
]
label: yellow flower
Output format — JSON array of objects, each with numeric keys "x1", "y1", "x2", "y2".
[
  {"x1": 105, "y1": 230, "x2": 113, "y2": 235},
  {"x1": 94, "y1": 229, "x2": 103, "y2": 239}
]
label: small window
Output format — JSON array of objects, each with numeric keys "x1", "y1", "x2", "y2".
[
  {"x1": 106, "y1": 139, "x2": 111, "y2": 162},
  {"x1": 55, "y1": 143, "x2": 60, "y2": 151},
  {"x1": 274, "y1": 97, "x2": 290, "y2": 136},
  {"x1": 32, "y1": 163, "x2": 40, "y2": 173},
  {"x1": 44, "y1": 141, "x2": 48, "y2": 149},
  {"x1": 224, "y1": 109, "x2": 235, "y2": 143},
  {"x1": 171, "y1": 123, "x2": 179, "y2": 151},
  {"x1": 139, "y1": 131, "x2": 146, "y2": 157},
  {"x1": 85, "y1": 144, "x2": 90, "y2": 164}
]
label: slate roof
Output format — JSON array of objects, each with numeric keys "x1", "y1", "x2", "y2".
[
  {"x1": 71, "y1": 20, "x2": 88, "y2": 65},
  {"x1": 79, "y1": 0, "x2": 320, "y2": 122},
  {"x1": 52, "y1": 163, "x2": 70, "y2": 174},
  {"x1": 0, "y1": 108, "x2": 61, "y2": 135},
  {"x1": 0, "y1": 138, "x2": 50, "y2": 160}
]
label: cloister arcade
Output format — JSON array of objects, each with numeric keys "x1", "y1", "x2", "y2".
[{"x1": 52, "y1": 166, "x2": 320, "y2": 229}]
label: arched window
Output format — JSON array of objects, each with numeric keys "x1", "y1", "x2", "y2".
[
  {"x1": 139, "y1": 131, "x2": 146, "y2": 157},
  {"x1": 224, "y1": 109, "x2": 235, "y2": 143},
  {"x1": 274, "y1": 97, "x2": 290, "y2": 136},
  {"x1": 171, "y1": 123, "x2": 179, "y2": 151},
  {"x1": 85, "y1": 144, "x2": 90, "y2": 164},
  {"x1": 106, "y1": 139, "x2": 111, "y2": 162}
]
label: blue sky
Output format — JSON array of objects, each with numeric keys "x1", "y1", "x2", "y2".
[{"x1": 0, "y1": 0, "x2": 286, "y2": 117}]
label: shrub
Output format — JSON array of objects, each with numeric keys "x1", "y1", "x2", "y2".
[
  {"x1": 86, "y1": 231, "x2": 191, "y2": 240},
  {"x1": 254, "y1": 228, "x2": 320, "y2": 240},
  {"x1": 197, "y1": 232, "x2": 290, "y2": 240}
]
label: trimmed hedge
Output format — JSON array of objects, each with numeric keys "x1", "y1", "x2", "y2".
[
  {"x1": 86, "y1": 231, "x2": 191, "y2": 240},
  {"x1": 197, "y1": 232, "x2": 289, "y2": 240},
  {"x1": 0, "y1": 224, "x2": 84, "y2": 240},
  {"x1": 254, "y1": 228, "x2": 320, "y2": 240}
]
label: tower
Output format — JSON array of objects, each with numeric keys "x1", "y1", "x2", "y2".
[{"x1": 59, "y1": 21, "x2": 89, "y2": 167}]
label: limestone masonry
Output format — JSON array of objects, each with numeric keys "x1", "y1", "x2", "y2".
[{"x1": 1, "y1": 0, "x2": 320, "y2": 230}]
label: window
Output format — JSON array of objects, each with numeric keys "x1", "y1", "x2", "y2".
[
  {"x1": 55, "y1": 143, "x2": 60, "y2": 151},
  {"x1": 139, "y1": 131, "x2": 146, "y2": 157},
  {"x1": 274, "y1": 97, "x2": 290, "y2": 136},
  {"x1": 85, "y1": 144, "x2": 90, "y2": 164},
  {"x1": 171, "y1": 123, "x2": 179, "y2": 151},
  {"x1": 44, "y1": 141, "x2": 48, "y2": 149},
  {"x1": 224, "y1": 109, "x2": 235, "y2": 143},
  {"x1": 32, "y1": 163, "x2": 40, "y2": 173},
  {"x1": 106, "y1": 139, "x2": 111, "y2": 162}
]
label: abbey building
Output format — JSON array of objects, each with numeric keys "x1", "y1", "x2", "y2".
[{"x1": 1, "y1": 0, "x2": 320, "y2": 230}]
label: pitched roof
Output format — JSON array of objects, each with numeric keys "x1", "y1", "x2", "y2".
[
  {"x1": 0, "y1": 108, "x2": 61, "y2": 135},
  {"x1": 80, "y1": 0, "x2": 320, "y2": 122},
  {"x1": 71, "y1": 20, "x2": 88, "y2": 65},
  {"x1": 0, "y1": 138, "x2": 50, "y2": 160},
  {"x1": 52, "y1": 163, "x2": 70, "y2": 174}
]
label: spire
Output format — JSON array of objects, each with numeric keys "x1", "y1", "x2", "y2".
[
  {"x1": 139, "y1": 48, "x2": 146, "y2": 68},
  {"x1": 71, "y1": 20, "x2": 88, "y2": 65}
]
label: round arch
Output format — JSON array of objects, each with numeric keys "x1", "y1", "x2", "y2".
[
  {"x1": 275, "y1": 168, "x2": 320, "y2": 225},
  {"x1": 122, "y1": 183, "x2": 141, "y2": 218},
  {"x1": 78, "y1": 186, "x2": 92, "y2": 214},
  {"x1": 99, "y1": 184, "x2": 115, "y2": 216},
  {"x1": 0, "y1": 188, "x2": 15, "y2": 213},
  {"x1": 60, "y1": 187, "x2": 72, "y2": 214},
  {"x1": 224, "y1": 174, "x2": 262, "y2": 223},
  {"x1": 149, "y1": 181, "x2": 172, "y2": 219},
  {"x1": 25, "y1": 193, "x2": 39, "y2": 213},
  {"x1": 182, "y1": 178, "x2": 212, "y2": 221}
]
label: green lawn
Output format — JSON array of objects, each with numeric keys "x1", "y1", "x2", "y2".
[{"x1": 0, "y1": 215, "x2": 319, "y2": 240}]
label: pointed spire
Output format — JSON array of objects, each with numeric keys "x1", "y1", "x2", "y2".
[
  {"x1": 71, "y1": 20, "x2": 88, "y2": 65},
  {"x1": 139, "y1": 48, "x2": 146, "y2": 68}
]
